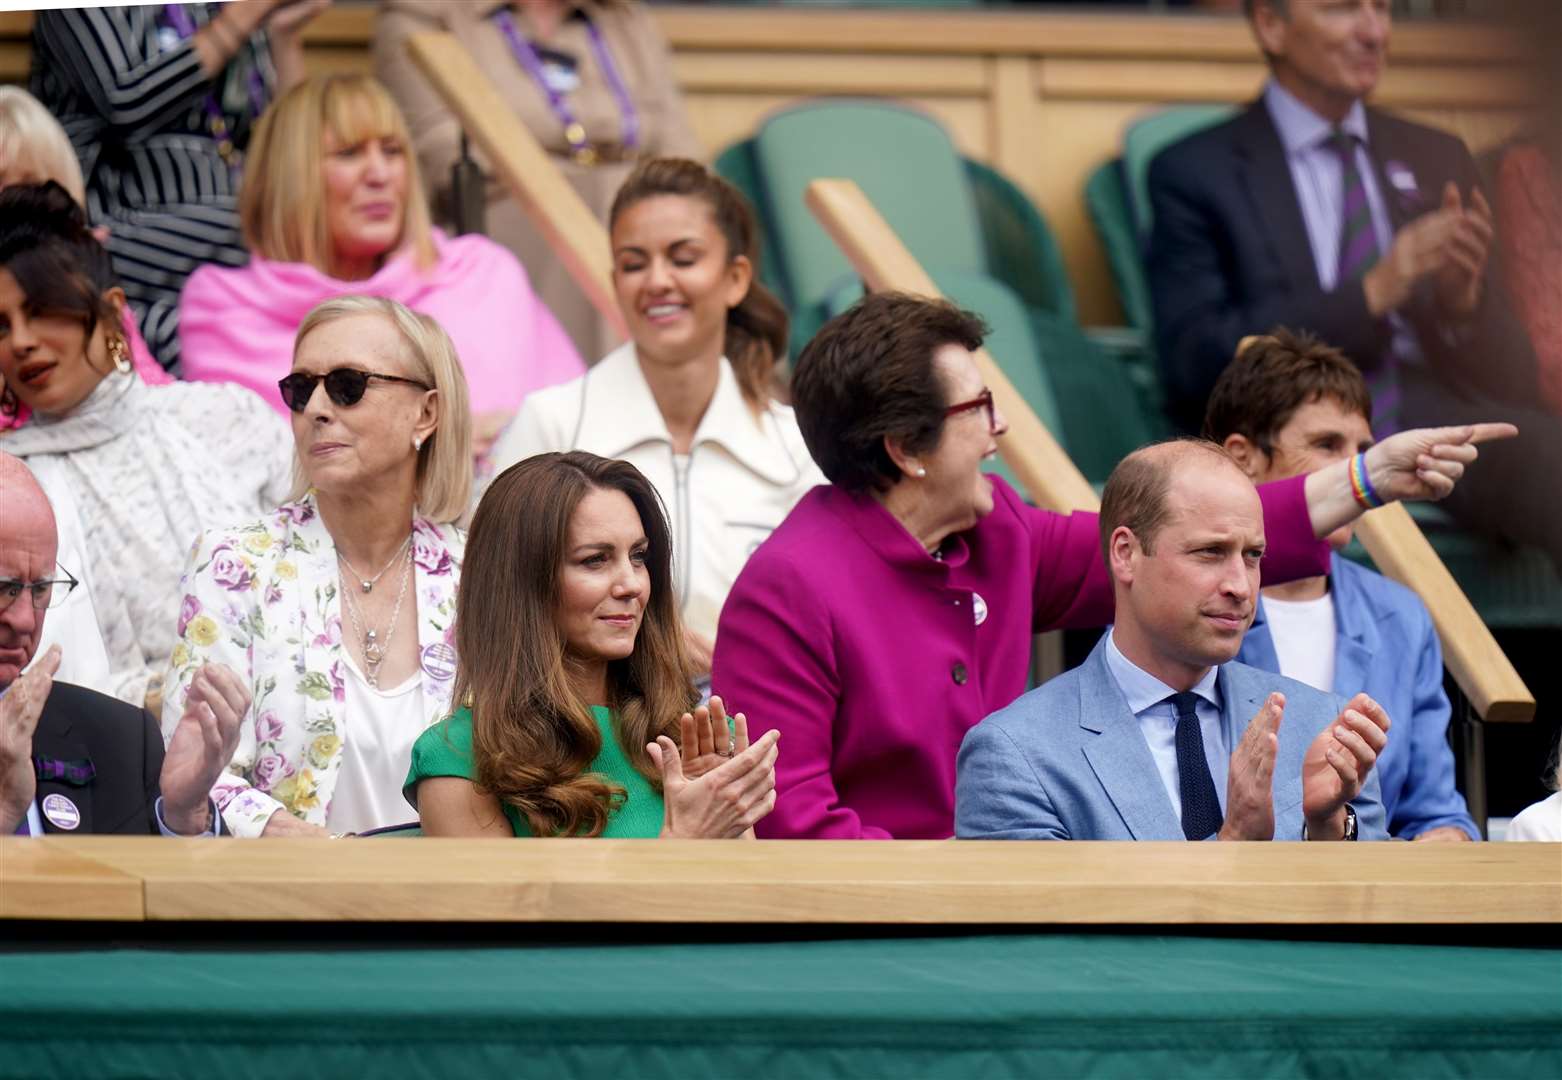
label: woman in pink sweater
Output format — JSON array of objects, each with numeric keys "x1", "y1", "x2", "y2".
[{"x1": 178, "y1": 74, "x2": 583, "y2": 462}]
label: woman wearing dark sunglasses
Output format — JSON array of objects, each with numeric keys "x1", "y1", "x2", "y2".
[
  {"x1": 0, "y1": 182, "x2": 291, "y2": 709},
  {"x1": 161, "y1": 295, "x2": 472, "y2": 838}
]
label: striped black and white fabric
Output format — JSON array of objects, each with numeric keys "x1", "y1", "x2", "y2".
[{"x1": 30, "y1": 4, "x2": 275, "y2": 373}]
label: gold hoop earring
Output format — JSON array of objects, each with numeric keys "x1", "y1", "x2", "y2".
[{"x1": 108, "y1": 334, "x2": 132, "y2": 375}]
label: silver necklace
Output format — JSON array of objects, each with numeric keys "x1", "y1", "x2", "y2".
[
  {"x1": 337, "y1": 534, "x2": 412, "y2": 594},
  {"x1": 340, "y1": 550, "x2": 411, "y2": 689}
]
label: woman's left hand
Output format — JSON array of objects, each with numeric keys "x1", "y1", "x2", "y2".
[
  {"x1": 678, "y1": 695, "x2": 746, "y2": 780},
  {"x1": 1365, "y1": 422, "x2": 1518, "y2": 502}
]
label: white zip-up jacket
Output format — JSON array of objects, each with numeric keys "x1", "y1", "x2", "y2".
[{"x1": 489, "y1": 343, "x2": 824, "y2": 642}]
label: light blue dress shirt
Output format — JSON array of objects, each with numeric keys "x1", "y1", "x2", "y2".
[
  {"x1": 1262, "y1": 80, "x2": 1423, "y2": 378},
  {"x1": 1103, "y1": 630, "x2": 1231, "y2": 822}
]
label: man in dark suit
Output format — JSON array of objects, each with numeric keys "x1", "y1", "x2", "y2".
[
  {"x1": 1147, "y1": 0, "x2": 1560, "y2": 569},
  {"x1": 0, "y1": 453, "x2": 245, "y2": 836}
]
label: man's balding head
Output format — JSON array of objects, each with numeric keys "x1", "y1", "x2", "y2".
[
  {"x1": 0, "y1": 452, "x2": 59, "y2": 686},
  {"x1": 1100, "y1": 440, "x2": 1265, "y2": 690},
  {"x1": 1099, "y1": 439, "x2": 1251, "y2": 561}
]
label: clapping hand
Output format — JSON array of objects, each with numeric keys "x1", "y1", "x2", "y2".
[
  {"x1": 1433, "y1": 182, "x2": 1494, "y2": 315},
  {"x1": 678, "y1": 695, "x2": 743, "y2": 780},
  {"x1": 1218, "y1": 692, "x2": 1282, "y2": 842},
  {"x1": 0, "y1": 645, "x2": 60, "y2": 834},
  {"x1": 649, "y1": 715, "x2": 779, "y2": 839},
  {"x1": 160, "y1": 663, "x2": 249, "y2": 836},
  {"x1": 1302, "y1": 693, "x2": 1391, "y2": 841}
]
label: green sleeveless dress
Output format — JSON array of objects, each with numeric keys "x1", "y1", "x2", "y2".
[{"x1": 404, "y1": 705, "x2": 665, "y2": 838}]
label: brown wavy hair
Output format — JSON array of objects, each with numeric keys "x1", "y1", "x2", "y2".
[
  {"x1": 609, "y1": 157, "x2": 787, "y2": 406},
  {"x1": 454, "y1": 451, "x2": 697, "y2": 837}
]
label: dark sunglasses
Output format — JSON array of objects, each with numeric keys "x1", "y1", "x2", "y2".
[{"x1": 277, "y1": 368, "x2": 432, "y2": 413}]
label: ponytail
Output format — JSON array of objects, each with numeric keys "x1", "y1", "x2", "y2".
[{"x1": 609, "y1": 157, "x2": 787, "y2": 406}]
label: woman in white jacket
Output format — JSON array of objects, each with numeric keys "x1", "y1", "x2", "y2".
[{"x1": 490, "y1": 158, "x2": 822, "y2": 673}]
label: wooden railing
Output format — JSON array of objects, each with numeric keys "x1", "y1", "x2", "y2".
[
  {"x1": 806, "y1": 179, "x2": 1535, "y2": 724},
  {"x1": 4, "y1": 836, "x2": 1557, "y2": 924}
]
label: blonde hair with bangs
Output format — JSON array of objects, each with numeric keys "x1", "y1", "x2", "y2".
[
  {"x1": 0, "y1": 86, "x2": 86, "y2": 205},
  {"x1": 241, "y1": 75, "x2": 436, "y2": 274},
  {"x1": 291, "y1": 296, "x2": 472, "y2": 523}
]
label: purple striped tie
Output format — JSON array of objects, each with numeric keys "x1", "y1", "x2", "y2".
[{"x1": 1328, "y1": 129, "x2": 1399, "y2": 426}]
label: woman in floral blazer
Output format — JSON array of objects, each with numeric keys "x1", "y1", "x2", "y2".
[{"x1": 161, "y1": 296, "x2": 475, "y2": 837}]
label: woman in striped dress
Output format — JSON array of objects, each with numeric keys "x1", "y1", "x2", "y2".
[{"x1": 28, "y1": 0, "x2": 327, "y2": 371}]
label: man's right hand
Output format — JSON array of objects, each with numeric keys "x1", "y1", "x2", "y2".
[
  {"x1": 1218, "y1": 691, "x2": 1282, "y2": 842},
  {"x1": 1363, "y1": 203, "x2": 1463, "y2": 318},
  {"x1": 0, "y1": 645, "x2": 60, "y2": 833}
]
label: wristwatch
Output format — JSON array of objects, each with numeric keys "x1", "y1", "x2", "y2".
[{"x1": 1303, "y1": 804, "x2": 1358, "y2": 841}]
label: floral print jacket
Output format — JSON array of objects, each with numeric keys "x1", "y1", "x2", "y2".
[{"x1": 160, "y1": 494, "x2": 463, "y2": 837}]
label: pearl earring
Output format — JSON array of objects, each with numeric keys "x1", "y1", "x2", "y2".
[
  {"x1": 915, "y1": 467, "x2": 927, "y2": 478},
  {"x1": 413, "y1": 436, "x2": 424, "y2": 451}
]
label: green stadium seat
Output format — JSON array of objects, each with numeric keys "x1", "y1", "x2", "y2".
[
  {"x1": 711, "y1": 138, "x2": 793, "y2": 312},
  {"x1": 962, "y1": 157, "x2": 1077, "y2": 322},
  {"x1": 1122, "y1": 103, "x2": 1236, "y2": 239}
]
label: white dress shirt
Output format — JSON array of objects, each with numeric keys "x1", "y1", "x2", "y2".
[{"x1": 1103, "y1": 630, "x2": 1231, "y2": 821}]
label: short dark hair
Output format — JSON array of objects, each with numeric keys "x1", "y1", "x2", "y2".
[
  {"x1": 1098, "y1": 438, "x2": 1237, "y2": 562},
  {"x1": 1202, "y1": 328, "x2": 1373, "y2": 455},
  {"x1": 790, "y1": 292, "x2": 987, "y2": 493},
  {"x1": 1244, "y1": 0, "x2": 1287, "y2": 18}
]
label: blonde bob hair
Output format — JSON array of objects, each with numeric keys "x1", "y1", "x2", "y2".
[
  {"x1": 290, "y1": 296, "x2": 472, "y2": 523},
  {"x1": 240, "y1": 74, "x2": 436, "y2": 274},
  {"x1": 0, "y1": 87, "x2": 86, "y2": 205}
]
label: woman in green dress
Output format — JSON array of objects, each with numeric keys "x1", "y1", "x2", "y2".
[{"x1": 406, "y1": 451, "x2": 778, "y2": 837}]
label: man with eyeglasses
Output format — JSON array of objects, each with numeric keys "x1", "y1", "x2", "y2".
[{"x1": 1, "y1": 452, "x2": 246, "y2": 836}]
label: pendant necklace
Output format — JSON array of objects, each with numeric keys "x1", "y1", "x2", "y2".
[
  {"x1": 340, "y1": 550, "x2": 411, "y2": 689},
  {"x1": 337, "y1": 534, "x2": 411, "y2": 594}
]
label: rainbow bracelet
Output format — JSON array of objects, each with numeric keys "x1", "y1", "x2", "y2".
[{"x1": 1349, "y1": 451, "x2": 1384, "y2": 510}]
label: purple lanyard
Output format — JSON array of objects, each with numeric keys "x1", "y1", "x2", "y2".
[
  {"x1": 161, "y1": 3, "x2": 268, "y2": 153},
  {"x1": 493, "y1": 8, "x2": 639, "y2": 162}
]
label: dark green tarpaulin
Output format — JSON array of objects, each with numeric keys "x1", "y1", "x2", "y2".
[{"x1": 2, "y1": 933, "x2": 1558, "y2": 1078}]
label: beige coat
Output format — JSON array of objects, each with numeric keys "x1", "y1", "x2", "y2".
[{"x1": 374, "y1": 0, "x2": 703, "y2": 362}]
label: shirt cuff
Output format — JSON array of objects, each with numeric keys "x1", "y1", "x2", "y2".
[{"x1": 154, "y1": 796, "x2": 224, "y2": 838}]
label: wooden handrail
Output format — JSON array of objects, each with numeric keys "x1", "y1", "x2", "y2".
[
  {"x1": 6, "y1": 837, "x2": 1560, "y2": 924},
  {"x1": 403, "y1": 31, "x2": 627, "y2": 339},
  {"x1": 806, "y1": 178, "x2": 1534, "y2": 723}
]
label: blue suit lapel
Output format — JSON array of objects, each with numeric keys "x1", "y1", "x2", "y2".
[
  {"x1": 1328, "y1": 557, "x2": 1379, "y2": 702},
  {"x1": 1077, "y1": 641, "x2": 1184, "y2": 840}
]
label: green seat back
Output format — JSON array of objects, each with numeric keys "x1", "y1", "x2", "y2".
[
  {"x1": 358, "y1": 822, "x2": 423, "y2": 838},
  {"x1": 1084, "y1": 158, "x2": 1154, "y2": 336},
  {"x1": 1123, "y1": 104, "x2": 1235, "y2": 238},
  {"x1": 711, "y1": 137, "x2": 794, "y2": 312},
  {"x1": 754, "y1": 100, "x2": 985, "y2": 316},
  {"x1": 963, "y1": 157, "x2": 1077, "y2": 323}
]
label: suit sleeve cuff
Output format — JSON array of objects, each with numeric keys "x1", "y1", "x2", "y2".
[{"x1": 154, "y1": 796, "x2": 224, "y2": 838}]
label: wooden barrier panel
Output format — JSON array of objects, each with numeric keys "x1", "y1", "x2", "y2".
[
  {"x1": 402, "y1": 31, "x2": 627, "y2": 339},
  {"x1": 806, "y1": 178, "x2": 1534, "y2": 723},
  {"x1": 8, "y1": 837, "x2": 1560, "y2": 925},
  {"x1": 0, "y1": 838, "x2": 143, "y2": 921}
]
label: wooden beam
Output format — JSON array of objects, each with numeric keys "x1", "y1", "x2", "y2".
[
  {"x1": 403, "y1": 31, "x2": 628, "y2": 341},
  {"x1": 0, "y1": 838, "x2": 143, "y2": 921},
  {"x1": 17, "y1": 837, "x2": 1562, "y2": 925},
  {"x1": 1354, "y1": 504, "x2": 1534, "y2": 723},
  {"x1": 806, "y1": 178, "x2": 1099, "y2": 513},
  {"x1": 808, "y1": 179, "x2": 1533, "y2": 723}
]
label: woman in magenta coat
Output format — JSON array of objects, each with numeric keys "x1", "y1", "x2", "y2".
[{"x1": 711, "y1": 295, "x2": 1512, "y2": 839}]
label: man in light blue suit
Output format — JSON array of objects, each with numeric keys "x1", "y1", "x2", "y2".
[
  {"x1": 956, "y1": 439, "x2": 1391, "y2": 841},
  {"x1": 1208, "y1": 329, "x2": 1478, "y2": 840}
]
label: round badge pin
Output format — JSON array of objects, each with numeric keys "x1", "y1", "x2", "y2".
[
  {"x1": 972, "y1": 592, "x2": 989, "y2": 626},
  {"x1": 41, "y1": 792, "x2": 81, "y2": 831},
  {"x1": 420, "y1": 642, "x2": 458, "y2": 681}
]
